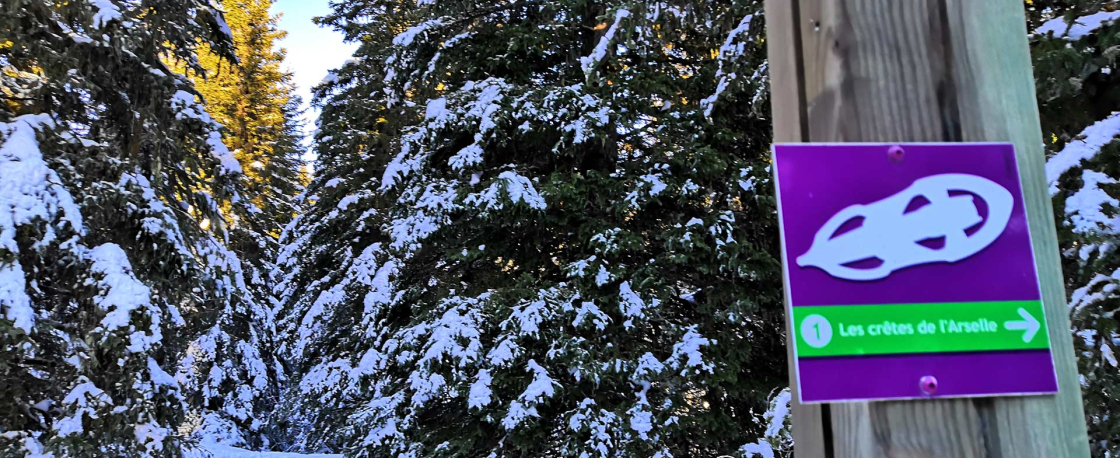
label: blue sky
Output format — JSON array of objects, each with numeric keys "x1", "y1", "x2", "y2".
[{"x1": 274, "y1": 0, "x2": 357, "y2": 131}]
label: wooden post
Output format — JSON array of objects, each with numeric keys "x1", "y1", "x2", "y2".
[{"x1": 764, "y1": 1, "x2": 1090, "y2": 457}]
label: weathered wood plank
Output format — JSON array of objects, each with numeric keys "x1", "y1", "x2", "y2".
[
  {"x1": 945, "y1": 1, "x2": 1090, "y2": 456},
  {"x1": 764, "y1": 1, "x2": 828, "y2": 457},
  {"x1": 796, "y1": 5, "x2": 981, "y2": 453},
  {"x1": 802, "y1": 0, "x2": 958, "y2": 143},
  {"x1": 766, "y1": 0, "x2": 809, "y2": 143},
  {"x1": 764, "y1": 0, "x2": 1091, "y2": 456}
]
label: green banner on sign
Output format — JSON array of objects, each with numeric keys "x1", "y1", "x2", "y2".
[{"x1": 792, "y1": 300, "x2": 1049, "y2": 357}]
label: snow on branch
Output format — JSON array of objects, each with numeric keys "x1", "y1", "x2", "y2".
[
  {"x1": 1064, "y1": 170, "x2": 1120, "y2": 235},
  {"x1": 581, "y1": 9, "x2": 630, "y2": 74},
  {"x1": 89, "y1": 0, "x2": 122, "y2": 29},
  {"x1": 0, "y1": 115, "x2": 85, "y2": 333},
  {"x1": 170, "y1": 90, "x2": 242, "y2": 175},
  {"x1": 88, "y1": 243, "x2": 163, "y2": 353},
  {"x1": 1046, "y1": 112, "x2": 1120, "y2": 195},
  {"x1": 465, "y1": 170, "x2": 546, "y2": 213},
  {"x1": 1035, "y1": 11, "x2": 1120, "y2": 40},
  {"x1": 701, "y1": 13, "x2": 756, "y2": 118}
]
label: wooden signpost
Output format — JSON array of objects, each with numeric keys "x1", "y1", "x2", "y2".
[{"x1": 764, "y1": 0, "x2": 1090, "y2": 456}]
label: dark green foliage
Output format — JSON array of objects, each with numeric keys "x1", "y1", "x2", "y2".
[
  {"x1": 1030, "y1": 1, "x2": 1120, "y2": 455},
  {"x1": 274, "y1": 1, "x2": 788, "y2": 456},
  {"x1": 0, "y1": 0, "x2": 263, "y2": 455}
]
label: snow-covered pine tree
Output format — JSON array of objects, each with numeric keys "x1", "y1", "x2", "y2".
[
  {"x1": 0, "y1": 0, "x2": 263, "y2": 455},
  {"x1": 1032, "y1": 2, "x2": 1120, "y2": 455},
  {"x1": 275, "y1": 0, "x2": 786, "y2": 455},
  {"x1": 169, "y1": 0, "x2": 305, "y2": 448}
]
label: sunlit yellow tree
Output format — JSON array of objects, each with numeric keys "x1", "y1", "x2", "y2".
[{"x1": 178, "y1": 0, "x2": 306, "y2": 239}]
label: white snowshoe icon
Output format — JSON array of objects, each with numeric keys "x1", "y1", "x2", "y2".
[{"x1": 796, "y1": 174, "x2": 1014, "y2": 281}]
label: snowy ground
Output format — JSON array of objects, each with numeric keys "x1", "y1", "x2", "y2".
[{"x1": 202, "y1": 442, "x2": 340, "y2": 458}]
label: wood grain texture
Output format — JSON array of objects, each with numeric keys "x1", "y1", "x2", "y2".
[
  {"x1": 764, "y1": 1, "x2": 827, "y2": 457},
  {"x1": 765, "y1": 0, "x2": 1090, "y2": 456},
  {"x1": 945, "y1": 1, "x2": 1090, "y2": 456}
]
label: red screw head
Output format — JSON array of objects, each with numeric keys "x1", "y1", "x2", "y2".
[
  {"x1": 888, "y1": 145, "x2": 905, "y2": 162},
  {"x1": 920, "y1": 375, "x2": 938, "y2": 396}
]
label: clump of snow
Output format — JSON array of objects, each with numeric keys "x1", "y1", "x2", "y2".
[
  {"x1": 701, "y1": 13, "x2": 754, "y2": 117},
  {"x1": 10, "y1": 435, "x2": 49, "y2": 458},
  {"x1": 0, "y1": 115, "x2": 86, "y2": 334},
  {"x1": 487, "y1": 337, "x2": 520, "y2": 367},
  {"x1": 520, "y1": 360, "x2": 556, "y2": 403},
  {"x1": 90, "y1": 0, "x2": 122, "y2": 29},
  {"x1": 56, "y1": 378, "x2": 111, "y2": 436},
  {"x1": 0, "y1": 263, "x2": 33, "y2": 333},
  {"x1": 465, "y1": 171, "x2": 546, "y2": 212},
  {"x1": 0, "y1": 115, "x2": 85, "y2": 249},
  {"x1": 573, "y1": 300, "x2": 609, "y2": 330},
  {"x1": 595, "y1": 265, "x2": 612, "y2": 286},
  {"x1": 739, "y1": 167, "x2": 757, "y2": 192},
  {"x1": 1103, "y1": 343, "x2": 1118, "y2": 367},
  {"x1": 590, "y1": 228, "x2": 624, "y2": 255},
  {"x1": 666, "y1": 326, "x2": 714, "y2": 374},
  {"x1": 449, "y1": 142, "x2": 484, "y2": 170},
  {"x1": 214, "y1": 16, "x2": 233, "y2": 42},
  {"x1": 565, "y1": 399, "x2": 620, "y2": 453},
  {"x1": 640, "y1": 173, "x2": 667, "y2": 196},
  {"x1": 380, "y1": 134, "x2": 426, "y2": 190},
  {"x1": 148, "y1": 357, "x2": 179, "y2": 387},
  {"x1": 580, "y1": 9, "x2": 630, "y2": 74},
  {"x1": 1036, "y1": 11, "x2": 1120, "y2": 40},
  {"x1": 740, "y1": 441, "x2": 776, "y2": 458},
  {"x1": 501, "y1": 360, "x2": 556, "y2": 429},
  {"x1": 468, "y1": 369, "x2": 493, "y2": 409},
  {"x1": 628, "y1": 407, "x2": 654, "y2": 439},
  {"x1": 738, "y1": 388, "x2": 792, "y2": 458},
  {"x1": 1064, "y1": 170, "x2": 1119, "y2": 234},
  {"x1": 763, "y1": 389, "x2": 791, "y2": 437},
  {"x1": 205, "y1": 0, "x2": 234, "y2": 40},
  {"x1": 208, "y1": 130, "x2": 242, "y2": 175},
  {"x1": 504, "y1": 298, "x2": 549, "y2": 336},
  {"x1": 632, "y1": 353, "x2": 665, "y2": 380},
  {"x1": 1046, "y1": 112, "x2": 1120, "y2": 195},
  {"x1": 392, "y1": 19, "x2": 443, "y2": 47},
  {"x1": 89, "y1": 243, "x2": 149, "y2": 329},
  {"x1": 425, "y1": 97, "x2": 449, "y2": 122},
  {"x1": 618, "y1": 281, "x2": 659, "y2": 329},
  {"x1": 387, "y1": 181, "x2": 458, "y2": 252},
  {"x1": 135, "y1": 421, "x2": 170, "y2": 454},
  {"x1": 415, "y1": 299, "x2": 483, "y2": 370},
  {"x1": 462, "y1": 79, "x2": 506, "y2": 134},
  {"x1": 171, "y1": 90, "x2": 206, "y2": 120},
  {"x1": 88, "y1": 243, "x2": 162, "y2": 353},
  {"x1": 1068, "y1": 271, "x2": 1119, "y2": 312}
]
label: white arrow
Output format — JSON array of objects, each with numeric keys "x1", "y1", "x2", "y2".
[{"x1": 1004, "y1": 308, "x2": 1041, "y2": 343}]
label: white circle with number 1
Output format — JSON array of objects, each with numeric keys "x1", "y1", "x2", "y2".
[{"x1": 800, "y1": 314, "x2": 833, "y2": 348}]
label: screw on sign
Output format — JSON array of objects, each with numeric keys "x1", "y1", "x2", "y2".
[{"x1": 773, "y1": 143, "x2": 1059, "y2": 403}]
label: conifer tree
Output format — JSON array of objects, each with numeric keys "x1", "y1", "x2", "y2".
[
  {"x1": 1032, "y1": 2, "x2": 1120, "y2": 455},
  {"x1": 0, "y1": 0, "x2": 260, "y2": 455},
  {"x1": 169, "y1": 0, "x2": 305, "y2": 448},
  {"x1": 275, "y1": 0, "x2": 787, "y2": 455},
  {"x1": 183, "y1": 0, "x2": 307, "y2": 237}
]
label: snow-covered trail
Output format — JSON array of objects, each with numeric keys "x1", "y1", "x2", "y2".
[{"x1": 203, "y1": 442, "x2": 341, "y2": 458}]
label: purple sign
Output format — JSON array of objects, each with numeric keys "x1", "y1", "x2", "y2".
[{"x1": 774, "y1": 143, "x2": 1058, "y2": 403}]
